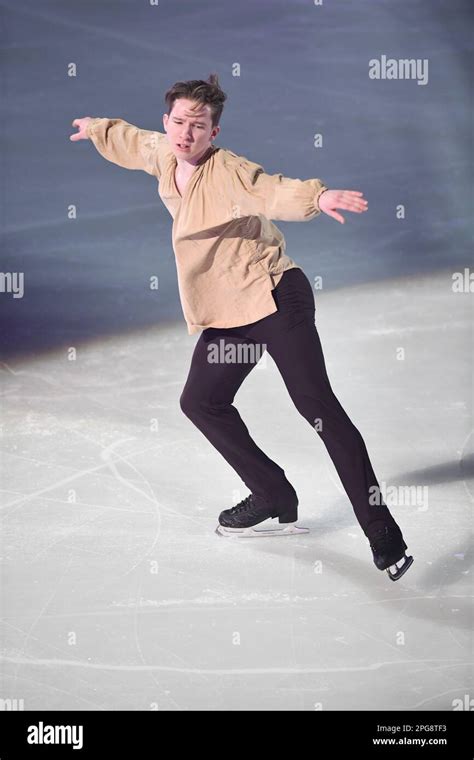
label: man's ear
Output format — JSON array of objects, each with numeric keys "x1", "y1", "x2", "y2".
[{"x1": 162, "y1": 113, "x2": 168, "y2": 131}]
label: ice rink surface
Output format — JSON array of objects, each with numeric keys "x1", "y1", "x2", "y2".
[
  {"x1": 1, "y1": 0, "x2": 472, "y2": 710},
  {"x1": 2, "y1": 272, "x2": 472, "y2": 711}
]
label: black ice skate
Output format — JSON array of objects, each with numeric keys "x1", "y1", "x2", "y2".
[
  {"x1": 215, "y1": 493, "x2": 309, "y2": 538},
  {"x1": 369, "y1": 524, "x2": 414, "y2": 581}
]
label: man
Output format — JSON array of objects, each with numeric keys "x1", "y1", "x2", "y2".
[{"x1": 70, "y1": 73, "x2": 413, "y2": 581}]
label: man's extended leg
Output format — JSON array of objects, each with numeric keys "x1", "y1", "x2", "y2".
[{"x1": 249, "y1": 268, "x2": 401, "y2": 538}]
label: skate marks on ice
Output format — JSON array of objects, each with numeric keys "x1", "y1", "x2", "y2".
[{"x1": 1, "y1": 269, "x2": 472, "y2": 708}]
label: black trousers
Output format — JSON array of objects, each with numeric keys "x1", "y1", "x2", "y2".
[{"x1": 180, "y1": 267, "x2": 402, "y2": 539}]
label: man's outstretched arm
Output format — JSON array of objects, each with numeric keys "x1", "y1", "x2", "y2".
[
  {"x1": 229, "y1": 153, "x2": 368, "y2": 224},
  {"x1": 70, "y1": 117, "x2": 167, "y2": 177}
]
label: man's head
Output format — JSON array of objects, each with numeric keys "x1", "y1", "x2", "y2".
[{"x1": 162, "y1": 73, "x2": 227, "y2": 163}]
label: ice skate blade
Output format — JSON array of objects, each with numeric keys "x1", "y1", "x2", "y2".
[
  {"x1": 215, "y1": 521, "x2": 309, "y2": 538},
  {"x1": 386, "y1": 555, "x2": 414, "y2": 581}
]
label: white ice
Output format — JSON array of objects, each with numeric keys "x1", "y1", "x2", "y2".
[{"x1": 1, "y1": 271, "x2": 472, "y2": 711}]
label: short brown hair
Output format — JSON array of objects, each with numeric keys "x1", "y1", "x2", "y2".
[{"x1": 164, "y1": 73, "x2": 227, "y2": 128}]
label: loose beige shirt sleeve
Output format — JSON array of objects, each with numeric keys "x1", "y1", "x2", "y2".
[
  {"x1": 86, "y1": 117, "x2": 167, "y2": 177},
  {"x1": 226, "y1": 152, "x2": 328, "y2": 222}
]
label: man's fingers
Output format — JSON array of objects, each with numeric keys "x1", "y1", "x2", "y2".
[
  {"x1": 327, "y1": 211, "x2": 345, "y2": 224},
  {"x1": 335, "y1": 196, "x2": 368, "y2": 211},
  {"x1": 341, "y1": 191, "x2": 368, "y2": 203},
  {"x1": 334, "y1": 201, "x2": 367, "y2": 212}
]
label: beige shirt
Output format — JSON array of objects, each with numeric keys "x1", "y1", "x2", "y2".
[{"x1": 86, "y1": 118, "x2": 328, "y2": 335}]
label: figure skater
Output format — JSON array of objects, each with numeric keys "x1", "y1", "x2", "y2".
[{"x1": 71, "y1": 73, "x2": 413, "y2": 581}]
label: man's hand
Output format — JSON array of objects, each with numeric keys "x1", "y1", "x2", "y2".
[
  {"x1": 70, "y1": 117, "x2": 93, "y2": 141},
  {"x1": 318, "y1": 189, "x2": 368, "y2": 224}
]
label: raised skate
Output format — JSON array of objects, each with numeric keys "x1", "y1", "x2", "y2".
[{"x1": 369, "y1": 524, "x2": 414, "y2": 581}]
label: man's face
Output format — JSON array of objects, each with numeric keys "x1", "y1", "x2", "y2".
[{"x1": 163, "y1": 98, "x2": 220, "y2": 163}]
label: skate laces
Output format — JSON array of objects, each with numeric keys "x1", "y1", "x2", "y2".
[
  {"x1": 370, "y1": 525, "x2": 401, "y2": 553},
  {"x1": 370, "y1": 525, "x2": 392, "y2": 551},
  {"x1": 229, "y1": 495, "x2": 255, "y2": 515}
]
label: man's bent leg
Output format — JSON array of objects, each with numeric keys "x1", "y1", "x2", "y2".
[{"x1": 179, "y1": 329, "x2": 294, "y2": 503}]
